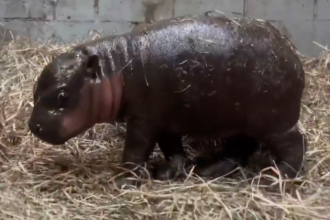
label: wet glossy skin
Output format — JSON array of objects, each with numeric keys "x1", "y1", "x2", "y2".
[{"x1": 28, "y1": 13, "x2": 306, "y2": 187}]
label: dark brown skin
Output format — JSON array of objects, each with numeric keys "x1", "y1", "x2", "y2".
[
  {"x1": 151, "y1": 133, "x2": 261, "y2": 180},
  {"x1": 28, "y1": 12, "x2": 306, "y2": 188},
  {"x1": 191, "y1": 134, "x2": 261, "y2": 177}
]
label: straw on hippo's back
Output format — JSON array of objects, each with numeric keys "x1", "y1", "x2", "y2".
[{"x1": 28, "y1": 12, "x2": 306, "y2": 188}]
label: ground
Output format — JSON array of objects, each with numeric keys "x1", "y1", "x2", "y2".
[{"x1": 0, "y1": 35, "x2": 330, "y2": 220}]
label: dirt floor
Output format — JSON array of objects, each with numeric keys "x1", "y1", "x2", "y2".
[{"x1": 0, "y1": 34, "x2": 330, "y2": 220}]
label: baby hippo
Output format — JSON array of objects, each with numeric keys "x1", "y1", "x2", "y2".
[{"x1": 28, "y1": 12, "x2": 307, "y2": 188}]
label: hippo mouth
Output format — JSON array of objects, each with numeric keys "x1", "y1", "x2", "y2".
[{"x1": 59, "y1": 74, "x2": 123, "y2": 143}]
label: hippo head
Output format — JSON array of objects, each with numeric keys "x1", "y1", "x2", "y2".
[{"x1": 28, "y1": 48, "x2": 123, "y2": 145}]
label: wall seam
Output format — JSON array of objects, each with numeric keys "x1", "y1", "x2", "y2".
[{"x1": 243, "y1": 0, "x2": 246, "y2": 17}]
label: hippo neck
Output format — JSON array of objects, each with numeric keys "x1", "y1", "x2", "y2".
[
  {"x1": 96, "y1": 34, "x2": 135, "y2": 79},
  {"x1": 101, "y1": 35, "x2": 134, "y2": 123},
  {"x1": 83, "y1": 35, "x2": 137, "y2": 124}
]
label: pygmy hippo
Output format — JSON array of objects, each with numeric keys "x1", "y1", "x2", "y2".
[{"x1": 28, "y1": 12, "x2": 307, "y2": 187}]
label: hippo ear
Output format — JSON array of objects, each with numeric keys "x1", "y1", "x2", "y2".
[{"x1": 85, "y1": 54, "x2": 101, "y2": 80}]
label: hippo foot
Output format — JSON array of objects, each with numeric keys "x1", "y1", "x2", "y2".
[
  {"x1": 192, "y1": 156, "x2": 240, "y2": 178},
  {"x1": 190, "y1": 149, "x2": 250, "y2": 178},
  {"x1": 151, "y1": 155, "x2": 194, "y2": 181},
  {"x1": 252, "y1": 169, "x2": 299, "y2": 197},
  {"x1": 192, "y1": 153, "x2": 222, "y2": 167},
  {"x1": 255, "y1": 125, "x2": 307, "y2": 196},
  {"x1": 114, "y1": 175, "x2": 140, "y2": 190},
  {"x1": 113, "y1": 164, "x2": 151, "y2": 190}
]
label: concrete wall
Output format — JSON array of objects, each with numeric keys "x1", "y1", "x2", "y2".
[{"x1": 0, "y1": 0, "x2": 329, "y2": 57}]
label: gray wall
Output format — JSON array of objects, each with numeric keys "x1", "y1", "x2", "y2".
[{"x1": 0, "y1": 0, "x2": 329, "y2": 58}]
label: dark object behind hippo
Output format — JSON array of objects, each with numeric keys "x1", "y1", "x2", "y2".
[{"x1": 28, "y1": 12, "x2": 306, "y2": 187}]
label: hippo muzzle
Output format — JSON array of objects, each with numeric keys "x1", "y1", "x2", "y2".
[
  {"x1": 28, "y1": 82, "x2": 95, "y2": 145},
  {"x1": 28, "y1": 110, "x2": 77, "y2": 145}
]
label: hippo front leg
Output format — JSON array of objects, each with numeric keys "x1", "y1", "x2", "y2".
[
  {"x1": 114, "y1": 117, "x2": 157, "y2": 188},
  {"x1": 152, "y1": 133, "x2": 192, "y2": 180}
]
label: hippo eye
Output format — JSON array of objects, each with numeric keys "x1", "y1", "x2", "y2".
[{"x1": 57, "y1": 91, "x2": 69, "y2": 109}]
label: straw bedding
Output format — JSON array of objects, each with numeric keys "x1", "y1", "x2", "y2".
[{"x1": 0, "y1": 33, "x2": 330, "y2": 220}]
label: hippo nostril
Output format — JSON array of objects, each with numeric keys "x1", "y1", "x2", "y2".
[{"x1": 35, "y1": 124, "x2": 42, "y2": 133}]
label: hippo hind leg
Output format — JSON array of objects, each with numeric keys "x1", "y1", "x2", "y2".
[
  {"x1": 260, "y1": 125, "x2": 306, "y2": 179},
  {"x1": 192, "y1": 134, "x2": 260, "y2": 178}
]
